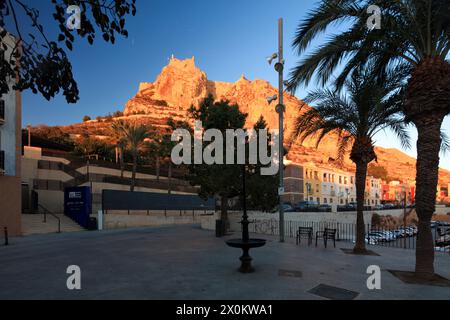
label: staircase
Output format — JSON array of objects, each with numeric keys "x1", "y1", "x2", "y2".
[{"x1": 21, "y1": 214, "x2": 85, "y2": 236}]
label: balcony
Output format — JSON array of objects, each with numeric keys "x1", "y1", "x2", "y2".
[
  {"x1": 0, "y1": 100, "x2": 4, "y2": 124},
  {"x1": 0, "y1": 150, "x2": 4, "y2": 175}
]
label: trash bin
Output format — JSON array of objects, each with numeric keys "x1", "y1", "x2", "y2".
[{"x1": 216, "y1": 219, "x2": 223, "y2": 237}]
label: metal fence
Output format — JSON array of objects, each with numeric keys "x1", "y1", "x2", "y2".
[{"x1": 248, "y1": 219, "x2": 450, "y2": 254}]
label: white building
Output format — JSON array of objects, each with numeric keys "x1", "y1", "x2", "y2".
[{"x1": 0, "y1": 32, "x2": 22, "y2": 236}]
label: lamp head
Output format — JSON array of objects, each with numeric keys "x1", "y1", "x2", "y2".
[
  {"x1": 266, "y1": 94, "x2": 278, "y2": 104},
  {"x1": 267, "y1": 53, "x2": 278, "y2": 65}
]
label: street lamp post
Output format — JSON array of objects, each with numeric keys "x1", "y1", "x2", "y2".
[
  {"x1": 266, "y1": 18, "x2": 285, "y2": 242},
  {"x1": 26, "y1": 124, "x2": 32, "y2": 147},
  {"x1": 275, "y1": 18, "x2": 285, "y2": 242},
  {"x1": 402, "y1": 185, "x2": 407, "y2": 249}
]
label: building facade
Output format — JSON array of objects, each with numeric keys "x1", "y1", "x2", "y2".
[
  {"x1": 0, "y1": 34, "x2": 22, "y2": 236},
  {"x1": 381, "y1": 180, "x2": 416, "y2": 205},
  {"x1": 283, "y1": 162, "x2": 381, "y2": 208}
]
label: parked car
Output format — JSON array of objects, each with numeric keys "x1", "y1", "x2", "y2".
[
  {"x1": 317, "y1": 204, "x2": 332, "y2": 212},
  {"x1": 392, "y1": 230, "x2": 403, "y2": 238},
  {"x1": 435, "y1": 246, "x2": 450, "y2": 253},
  {"x1": 283, "y1": 204, "x2": 295, "y2": 212},
  {"x1": 435, "y1": 235, "x2": 450, "y2": 247},
  {"x1": 431, "y1": 221, "x2": 438, "y2": 228},
  {"x1": 294, "y1": 201, "x2": 319, "y2": 211},
  {"x1": 374, "y1": 204, "x2": 384, "y2": 210},
  {"x1": 366, "y1": 232, "x2": 387, "y2": 242},
  {"x1": 383, "y1": 203, "x2": 395, "y2": 209}
]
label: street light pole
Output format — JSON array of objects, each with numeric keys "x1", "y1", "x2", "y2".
[{"x1": 276, "y1": 18, "x2": 285, "y2": 243}]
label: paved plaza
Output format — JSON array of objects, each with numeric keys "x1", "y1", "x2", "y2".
[{"x1": 1, "y1": 225, "x2": 450, "y2": 300}]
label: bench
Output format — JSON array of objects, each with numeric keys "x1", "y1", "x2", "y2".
[
  {"x1": 296, "y1": 227, "x2": 313, "y2": 246},
  {"x1": 315, "y1": 228, "x2": 337, "y2": 248}
]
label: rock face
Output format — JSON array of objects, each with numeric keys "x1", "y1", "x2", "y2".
[
  {"x1": 124, "y1": 57, "x2": 304, "y2": 140},
  {"x1": 122, "y1": 57, "x2": 450, "y2": 184}
]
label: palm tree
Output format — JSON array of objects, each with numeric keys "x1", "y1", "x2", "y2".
[
  {"x1": 111, "y1": 120, "x2": 128, "y2": 179},
  {"x1": 116, "y1": 121, "x2": 152, "y2": 192},
  {"x1": 287, "y1": 0, "x2": 450, "y2": 277},
  {"x1": 291, "y1": 67, "x2": 410, "y2": 254}
]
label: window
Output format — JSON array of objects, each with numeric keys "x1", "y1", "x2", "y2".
[
  {"x1": 323, "y1": 173, "x2": 327, "y2": 182},
  {"x1": 324, "y1": 198, "x2": 328, "y2": 204},
  {"x1": 317, "y1": 198, "x2": 320, "y2": 204},
  {"x1": 340, "y1": 199, "x2": 343, "y2": 204},
  {"x1": 351, "y1": 176, "x2": 354, "y2": 184},
  {"x1": 330, "y1": 198, "x2": 333, "y2": 204}
]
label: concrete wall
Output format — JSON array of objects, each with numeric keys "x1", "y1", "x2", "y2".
[
  {"x1": 0, "y1": 175, "x2": 21, "y2": 236},
  {"x1": 102, "y1": 211, "x2": 210, "y2": 230}
]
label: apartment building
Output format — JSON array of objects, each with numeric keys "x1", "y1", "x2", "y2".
[
  {"x1": 283, "y1": 161, "x2": 381, "y2": 208},
  {"x1": 365, "y1": 176, "x2": 382, "y2": 206},
  {"x1": 283, "y1": 163, "x2": 304, "y2": 204},
  {"x1": 320, "y1": 167, "x2": 357, "y2": 206},
  {"x1": 303, "y1": 162, "x2": 321, "y2": 203},
  {"x1": 381, "y1": 180, "x2": 416, "y2": 205},
  {"x1": 0, "y1": 33, "x2": 22, "y2": 236}
]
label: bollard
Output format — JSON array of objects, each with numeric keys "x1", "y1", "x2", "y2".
[
  {"x1": 4, "y1": 227, "x2": 8, "y2": 246},
  {"x1": 97, "y1": 210, "x2": 103, "y2": 231}
]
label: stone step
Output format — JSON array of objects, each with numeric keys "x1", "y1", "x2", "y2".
[{"x1": 21, "y1": 214, "x2": 85, "y2": 236}]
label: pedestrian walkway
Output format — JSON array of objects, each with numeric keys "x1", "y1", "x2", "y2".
[{"x1": 1, "y1": 225, "x2": 449, "y2": 299}]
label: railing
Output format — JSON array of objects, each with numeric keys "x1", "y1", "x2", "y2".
[
  {"x1": 39, "y1": 204, "x2": 61, "y2": 233},
  {"x1": 0, "y1": 100, "x2": 5, "y2": 123},
  {"x1": 249, "y1": 219, "x2": 450, "y2": 254}
]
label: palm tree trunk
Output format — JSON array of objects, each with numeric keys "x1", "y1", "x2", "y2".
[
  {"x1": 353, "y1": 160, "x2": 368, "y2": 254},
  {"x1": 120, "y1": 147, "x2": 124, "y2": 179},
  {"x1": 413, "y1": 116, "x2": 443, "y2": 277},
  {"x1": 156, "y1": 156, "x2": 160, "y2": 182},
  {"x1": 131, "y1": 151, "x2": 137, "y2": 192},
  {"x1": 168, "y1": 161, "x2": 172, "y2": 195}
]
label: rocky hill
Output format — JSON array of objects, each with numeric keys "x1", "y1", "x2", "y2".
[{"x1": 56, "y1": 57, "x2": 450, "y2": 185}]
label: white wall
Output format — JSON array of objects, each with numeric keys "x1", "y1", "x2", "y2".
[{"x1": 0, "y1": 35, "x2": 17, "y2": 176}]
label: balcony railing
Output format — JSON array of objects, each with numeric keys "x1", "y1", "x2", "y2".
[
  {"x1": 0, "y1": 100, "x2": 5, "y2": 124},
  {"x1": 0, "y1": 150, "x2": 5, "y2": 174}
]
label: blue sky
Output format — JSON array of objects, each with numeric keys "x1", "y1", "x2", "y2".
[{"x1": 18, "y1": 0, "x2": 450, "y2": 170}]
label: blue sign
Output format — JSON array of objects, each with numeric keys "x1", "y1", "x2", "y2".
[{"x1": 64, "y1": 186, "x2": 92, "y2": 229}]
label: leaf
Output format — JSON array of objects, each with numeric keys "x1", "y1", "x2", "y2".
[{"x1": 65, "y1": 40, "x2": 72, "y2": 51}]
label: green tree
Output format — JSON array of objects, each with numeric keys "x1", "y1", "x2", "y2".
[
  {"x1": 287, "y1": 0, "x2": 450, "y2": 277},
  {"x1": 246, "y1": 116, "x2": 279, "y2": 212},
  {"x1": 291, "y1": 67, "x2": 410, "y2": 254},
  {"x1": 115, "y1": 121, "x2": 153, "y2": 192},
  {"x1": 83, "y1": 115, "x2": 91, "y2": 122},
  {"x1": 368, "y1": 164, "x2": 389, "y2": 181},
  {"x1": 187, "y1": 95, "x2": 247, "y2": 233},
  {"x1": 0, "y1": 0, "x2": 136, "y2": 102},
  {"x1": 111, "y1": 120, "x2": 128, "y2": 179}
]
